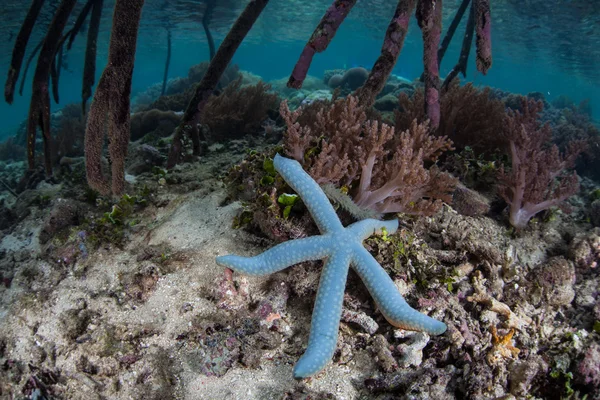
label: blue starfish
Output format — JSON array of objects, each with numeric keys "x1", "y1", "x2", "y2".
[{"x1": 216, "y1": 154, "x2": 447, "y2": 378}]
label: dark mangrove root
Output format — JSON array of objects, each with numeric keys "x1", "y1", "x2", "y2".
[
  {"x1": 419, "y1": 0, "x2": 470, "y2": 83},
  {"x1": 18, "y1": 39, "x2": 43, "y2": 97},
  {"x1": 0, "y1": 178, "x2": 18, "y2": 198},
  {"x1": 85, "y1": 0, "x2": 144, "y2": 196},
  {"x1": 437, "y1": 0, "x2": 470, "y2": 70},
  {"x1": 82, "y1": 0, "x2": 103, "y2": 115},
  {"x1": 161, "y1": 27, "x2": 172, "y2": 96},
  {"x1": 50, "y1": 44, "x2": 62, "y2": 103},
  {"x1": 442, "y1": 2, "x2": 475, "y2": 90},
  {"x1": 287, "y1": 0, "x2": 357, "y2": 89},
  {"x1": 67, "y1": 0, "x2": 96, "y2": 50},
  {"x1": 474, "y1": 0, "x2": 492, "y2": 74},
  {"x1": 354, "y1": 0, "x2": 416, "y2": 108},
  {"x1": 202, "y1": 0, "x2": 217, "y2": 60},
  {"x1": 49, "y1": 27, "x2": 75, "y2": 105},
  {"x1": 27, "y1": 0, "x2": 77, "y2": 175},
  {"x1": 5, "y1": 0, "x2": 46, "y2": 104},
  {"x1": 416, "y1": 0, "x2": 443, "y2": 129},
  {"x1": 167, "y1": 0, "x2": 270, "y2": 169}
]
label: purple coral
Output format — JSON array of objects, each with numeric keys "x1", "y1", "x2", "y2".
[
  {"x1": 353, "y1": 119, "x2": 456, "y2": 215},
  {"x1": 577, "y1": 342, "x2": 600, "y2": 389},
  {"x1": 498, "y1": 98, "x2": 587, "y2": 229},
  {"x1": 280, "y1": 95, "x2": 456, "y2": 216}
]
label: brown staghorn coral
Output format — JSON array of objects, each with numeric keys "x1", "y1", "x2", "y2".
[
  {"x1": 281, "y1": 96, "x2": 456, "y2": 216},
  {"x1": 279, "y1": 99, "x2": 314, "y2": 163},
  {"x1": 498, "y1": 97, "x2": 587, "y2": 229},
  {"x1": 353, "y1": 119, "x2": 457, "y2": 215},
  {"x1": 200, "y1": 78, "x2": 279, "y2": 143},
  {"x1": 280, "y1": 95, "x2": 365, "y2": 187},
  {"x1": 395, "y1": 81, "x2": 506, "y2": 154}
]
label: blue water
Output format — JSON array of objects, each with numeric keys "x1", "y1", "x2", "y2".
[{"x1": 0, "y1": 0, "x2": 598, "y2": 139}]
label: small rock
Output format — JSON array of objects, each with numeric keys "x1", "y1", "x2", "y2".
[
  {"x1": 373, "y1": 94, "x2": 399, "y2": 112},
  {"x1": 39, "y1": 198, "x2": 82, "y2": 244},
  {"x1": 452, "y1": 184, "x2": 491, "y2": 216}
]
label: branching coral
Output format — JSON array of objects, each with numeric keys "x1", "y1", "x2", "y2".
[
  {"x1": 395, "y1": 81, "x2": 506, "y2": 154},
  {"x1": 498, "y1": 98, "x2": 587, "y2": 229},
  {"x1": 280, "y1": 96, "x2": 366, "y2": 186},
  {"x1": 280, "y1": 96, "x2": 456, "y2": 216},
  {"x1": 200, "y1": 79, "x2": 279, "y2": 142},
  {"x1": 353, "y1": 119, "x2": 457, "y2": 215}
]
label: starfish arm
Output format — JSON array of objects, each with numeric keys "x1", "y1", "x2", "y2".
[
  {"x1": 274, "y1": 153, "x2": 344, "y2": 234},
  {"x1": 216, "y1": 235, "x2": 331, "y2": 276},
  {"x1": 351, "y1": 246, "x2": 447, "y2": 335},
  {"x1": 293, "y1": 249, "x2": 351, "y2": 378},
  {"x1": 347, "y1": 218, "x2": 399, "y2": 241}
]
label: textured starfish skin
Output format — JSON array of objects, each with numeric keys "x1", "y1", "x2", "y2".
[{"x1": 216, "y1": 154, "x2": 447, "y2": 378}]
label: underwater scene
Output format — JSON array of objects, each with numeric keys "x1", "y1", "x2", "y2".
[{"x1": 0, "y1": 0, "x2": 599, "y2": 398}]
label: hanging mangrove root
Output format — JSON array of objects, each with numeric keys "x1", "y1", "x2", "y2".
[
  {"x1": 50, "y1": 43, "x2": 64, "y2": 104},
  {"x1": 82, "y1": 0, "x2": 103, "y2": 115},
  {"x1": 4, "y1": 0, "x2": 46, "y2": 104},
  {"x1": 442, "y1": 2, "x2": 475, "y2": 89},
  {"x1": 67, "y1": 0, "x2": 96, "y2": 50},
  {"x1": 85, "y1": 0, "x2": 144, "y2": 196},
  {"x1": 202, "y1": 0, "x2": 217, "y2": 60},
  {"x1": 48, "y1": 0, "x2": 99, "y2": 106},
  {"x1": 18, "y1": 39, "x2": 43, "y2": 97},
  {"x1": 167, "y1": 0, "x2": 270, "y2": 168},
  {"x1": 287, "y1": 0, "x2": 357, "y2": 89},
  {"x1": 419, "y1": 0, "x2": 470, "y2": 83},
  {"x1": 161, "y1": 27, "x2": 172, "y2": 96},
  {"x1": 354, "y1": 0, "x2": 416, "y2": 108},
  {"x1": 416, "y1": 0, "x2": 443, "y2": 129},
  {"x1": 27, "y1": 0, "x2": 77, "y2": 175},
  {"x1": 437, "y1": 0, "x2": 470, "y2": 71},
  {"x1": 474, "y1": 0, "x2": 491, "y2": 74},
  {"x1": 48, "y1": 26, "x2": 77, "y2": 106}
]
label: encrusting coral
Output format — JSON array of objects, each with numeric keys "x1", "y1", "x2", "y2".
[{"x1": 216, "y1": 154, "x2": 446, "y2": 378}]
